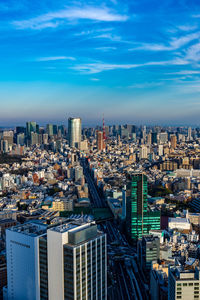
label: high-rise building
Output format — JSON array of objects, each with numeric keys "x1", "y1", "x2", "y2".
[
  {"x1": 97, "y1": 131, "x2": 104, "y2": 151},
  {"x1": 46, "y1": 124, "x2": 54, "y2": 137},
  {"x1": 68, "y1": 117, "x2": 82, "y2": 148},
  {"x1": 170, "y1": 135, "x2": 177, "y2": 149},
  {"x1": 126, "y1": 173, "x2": 160, "y2": 243},
  {"x1": 6, "y1": 220, "x2": 107, "y2": 300},
  {"x1": 26, "y1": 122, "x2": 37, "y2": 138},
  {"x1": 151, "y1": 132, "x2": 158, "y2": 144},
  {"x1": 31, "y1": 132, "x2": 39, "y2": 146},
  {"x1": 138, "y1": 235, "x2": 160, "y2": 273},
  {"x1": 159, "y1": 132, "x2": 168, "y2": 144},
  {"x1": 168, "y1": 265, "x2": 200, "y2": 300},
  {"x1": 140, "y1": 145, "x2": 148, "y2": 159},
  {"x1": 188, "y1": 127, "x2": 192, "y2": 141},
  {"x1": 6, "y1": 222, "x2": 47, "y2": 300},
  {"x1": 17, "y1": 133, "x2": 25, "y2": 146},
  {"x1": 43, "y1": 133, "x2": 48, "y2": 145}
]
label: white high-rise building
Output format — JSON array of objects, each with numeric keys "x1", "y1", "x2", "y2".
[
  {"x1": 68, "y1": 117, "x2": 82, "y2": 148},
  {"x1": 140, "y1": 145, "x2": 148, "y2": 159},
  {"x1": 6, "y1": 222, "x2": 47, "y2": 300},
  {"x1": 6, "y1": 220, "x2": 107, "y2": 300}
]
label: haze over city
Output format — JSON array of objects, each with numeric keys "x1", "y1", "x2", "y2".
[{"x1": 1, "y1": 0, "x2": 200, "y2": 125}]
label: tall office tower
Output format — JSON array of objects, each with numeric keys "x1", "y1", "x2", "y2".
[
  {"x1": 68, "y1": 117, "x2": 82, "y2": 148},
  {"x1": 26, "y1": 121, "x2": 37, "y2": 138},
  {"x1": 142, "y1": 125, "x2": 147, "y2": 141},
  {"x1": 58, "y1": 125, "x2": 65, "y2": 137},
  {"x1": 147, "y1": 132, "x2": 152, "y2": 145},
  {"x1": 140, "y1": 145, "x2": 148, "y2": 159},
  {"x1": 168, "y1": 265, "x2": 200, "y2": 300},
  {"x1": 188, "y1": 127, "x2": 192, "y2": 141},
  {"x1": 126, "y1": 174, "x2": 160, "y2": 243},
  {"x1": 43, "y1": 133, "x2": 48, "y2": 145},
  {"x1": 6, "y1": 220, "x2": 107, "y2": 300},
  {"x1": 6, "y1": 222, "x2": 47, "y2": 300},
  {"x1": 17, "y1": 133, "x2": 25, "y2": 146},
  {"x1": 53, "y1": 125, "x2": 58, "y2": 135},
  {"x1": 138, "y1": 235, "x2": 160, "y2": 273},
  {"x1": 46, "y1": 124, "x2": 54, "y2": 137},
  {"x1": 0, "y1": 140, "x2": 9, "y2": 153},
  {"x1": 31, "y1": 132, "x2": 38, "y2": 146},
  {"x1": 170, "y1": 135, "x2": 177, "y2": 149},
  {"x1": 97, "y1": 131, "x2": 104, "y2": 151},
  {"x1": 3, "y1": 131, "x2": 14, "y2": 146},
  {"x1": 159, "y1": 132, "x2": 168, "y2": 144},
  {"x1": 151, "y1": 132, "x2": 158, "y2": 144}
]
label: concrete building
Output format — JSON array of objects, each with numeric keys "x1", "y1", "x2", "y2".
[
  {"x1": 168, "y1": 218, "x2": 191, "y2": 232},
  {"x1": 168, "y1": 265, "x2": 200, "y2": 300},
  {"x1": 138, "y1": 235, "x2": 160, "y2": 273},
  {"x1": 6, "y1": 220, "x2": 107, "y2": 300},
  {"x1": 6, "y1": 222, "x2": 47, "y2": 300}
]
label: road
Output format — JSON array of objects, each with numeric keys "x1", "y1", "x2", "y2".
[{"x1": 81, "y1": 157, "x2": 148, "y2": 300}]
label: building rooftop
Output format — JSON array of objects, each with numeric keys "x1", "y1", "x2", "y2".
[{"x1": 8, "y1": 222, "x2": 47, "y2": 237}]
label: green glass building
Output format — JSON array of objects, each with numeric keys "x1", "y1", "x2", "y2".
[{"x1": 126, "y1": 173, "x2": 160, "y2": 242}]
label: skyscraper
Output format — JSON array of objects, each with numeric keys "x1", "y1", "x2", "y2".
[
  {"x1": 26, "y1": 122, "x2": 37, "y2": 138},
  {"x1": 170, "y1": 135, "x2": 177, "y2": 149},
  {"x1": 46, "y1": 124, "x2": 54, "y2": 137},
  {"x1": 97, "y1": 131, "x2": 104, "y2": 151},
  {"x1": 6, "y1": 220, "x2": 107, "y2": 300},
  {"x1": 126, "y1": 173, "x2": 160, "y2": 243},
  {"x1": 68, "y1": 117, "x2": 82, "y2": 148}
]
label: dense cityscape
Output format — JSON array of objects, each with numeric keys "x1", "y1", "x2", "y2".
[{"x1": 0, "y1": 118, "x2": 200, "y2": 299}]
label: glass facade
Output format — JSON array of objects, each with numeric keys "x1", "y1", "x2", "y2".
[
  {"x1": 126, "y1": 174, "x2": 160, "y2": 242},
  {"x1": 68, "y1": 118, "x2": 82, "y2": 148}
]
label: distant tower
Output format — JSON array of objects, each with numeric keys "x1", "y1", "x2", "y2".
[
  {"x1": 68, "y1": 117, "x2": 82, "y2": 148},
  {"x1": 103, "y1": 116, "x2": 106, "y2": 150},
  {"x1": 170, "y1": 135, "x2": 177, "y2": 149},
  {"x1": 97, "y1": 131, "x2": 104, "y2": 151},
  {"x1": 188, "y1": 127, "x2": 192, "y2": 141}
]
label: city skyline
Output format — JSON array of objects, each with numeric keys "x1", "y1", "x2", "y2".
[{"x1": 1, "y1": 1, "x2": 200, "y2": 124}]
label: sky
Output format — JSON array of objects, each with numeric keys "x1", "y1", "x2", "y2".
[{"x1": 1, "y1": 0, "x2": 200, "y2": 126}]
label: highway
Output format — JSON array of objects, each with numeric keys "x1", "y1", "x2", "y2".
[{"x1": 81, "y1": 158, "x2": 148, "y2": 300}]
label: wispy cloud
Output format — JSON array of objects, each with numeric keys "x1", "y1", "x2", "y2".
[
  {"x1": 185, "y1": 43, "x2": 200, "y2": 62},
  {"x1": 12, "y1": 6, "x2": 128, "y2": 30},
  {"x1": 177, "y1": 25, "x2": 198, "y2": 32},
  {"x1": 72, "y1": 58, "x2": 189, "y2": 74},
  {"x1": 90, "y1": 78, "x2": 100, "y2": 81},
  {"x1": 129, "y1": 31, "x2": 200, "y2": 52},
  {"x1": 37, "y1": 56, "x2": 76, "y2": 61},
  {"x1": 167, "y1": 70, "x2": 200, "y2": 75},
  {"x1": 95, "y1": 46, "x2": 117, "y2": 51}
]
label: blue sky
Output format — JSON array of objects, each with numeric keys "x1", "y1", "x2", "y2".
[{"x1": 1, "y1": 0, "x2": 200, "y2": 126}]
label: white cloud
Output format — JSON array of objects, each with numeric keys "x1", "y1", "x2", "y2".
[
  {"x1": 185, "y1": 43, "x2": 200, "y2": 62},
  {"x1": 37, "y1": 56, "x2": 76, "y2": 61},
  {"x1": 12, "y1": 6, "x2": 128, "y2": 30},
  {"x1": 72, "y1": 58, "x2": 189, "y2": 74},
  {"x1": 90, "y1": 78, "x2": 100, "y2": 81},
  {"x1": 95, "y1": 46, "x2": 117, "y2": 51},
  {"x1": 129, "y1": 31, "x2": 200, "y2": 52},
  {"x1": 167, "y1": 70, "x2": 200, "y2": 75},
  {"x1": 178, "y1": 25, "x2": 198, "y2": 32}
]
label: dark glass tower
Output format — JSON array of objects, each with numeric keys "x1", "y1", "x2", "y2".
[{"x1": 126, "y1": 173, "x2": 160, "y2": 242}]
